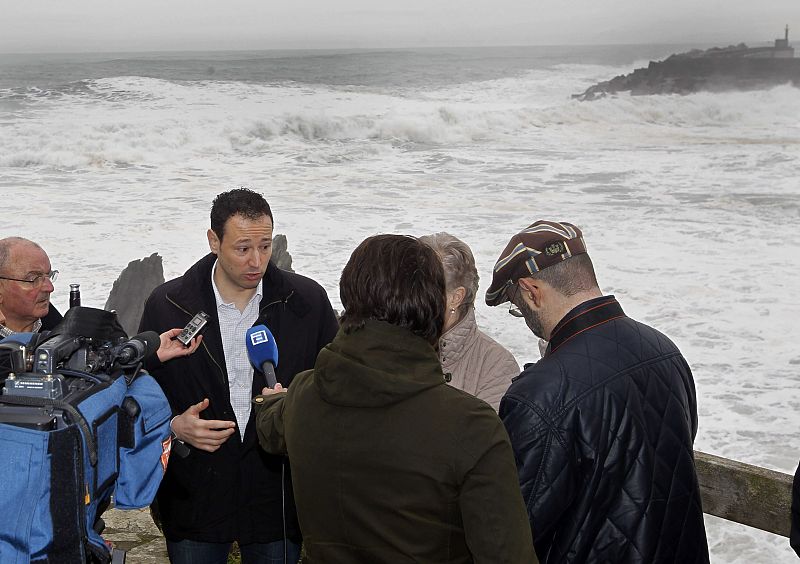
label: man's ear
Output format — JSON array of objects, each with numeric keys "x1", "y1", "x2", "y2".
[
  {"x1": 207, "y1": 229, "x2": 220, "y2": 255},
  {"x1": 517, "y1": 277, "x2": 543, "y2": 307}
]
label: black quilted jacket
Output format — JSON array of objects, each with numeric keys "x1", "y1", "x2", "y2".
[{"x1": 501, "y1": 295, "x2": 709, "y2": 563}]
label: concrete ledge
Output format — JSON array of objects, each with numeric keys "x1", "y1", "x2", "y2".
[{"x1": 102, "y1": 508, "x2": 168, "y2": 563}]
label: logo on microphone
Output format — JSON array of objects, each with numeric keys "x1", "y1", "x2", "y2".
[{"x1": 250, "y1": 329, "x2": 269, "y2": 345}]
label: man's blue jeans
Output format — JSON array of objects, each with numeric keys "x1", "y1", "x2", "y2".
[{"x1": 166, "y1": 538, "x2": 301, "y2": 564}]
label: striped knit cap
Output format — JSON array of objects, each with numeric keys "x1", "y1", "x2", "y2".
[{"x1": 485, "y1": 220, "x2": 587, "y2": 306}]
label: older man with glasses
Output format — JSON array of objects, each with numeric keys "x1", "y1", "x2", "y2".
[
  {"x1": 0, "y1": 237, "x2": 62, "y2": 336},
  {"x1": 486, "y1": 220, "x2": 709, "y2": 564}
]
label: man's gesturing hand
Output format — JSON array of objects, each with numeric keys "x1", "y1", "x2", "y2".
[{"x1": 171, "y1": 398, "x2": 236, "y2": 452}]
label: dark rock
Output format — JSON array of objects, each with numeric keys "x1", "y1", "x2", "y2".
[
  {"x1": 574, "y1": 43, "x2": 800, "y2": 101},
  {"x1": 104, "y1": 253, "x2": 165, "y2": 336},
  {"x1": 271, "y1": 234, "x2": 294, "y2": 272}
]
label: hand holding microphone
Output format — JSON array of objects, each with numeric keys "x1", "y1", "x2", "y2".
[
  {"x1": 261, "y1": 383, "x2": 286, "y2": 396},
  {"x1": 246, "y1": 324, "x2": 279, "y2": 389},
  {"x1": 157, "y1": 328, "x2": 203, "y2": 362}
]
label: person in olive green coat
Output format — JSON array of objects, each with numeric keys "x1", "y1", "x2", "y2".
[{"x1": 255, "y1": 234, "x2": 537, "y2": 564}]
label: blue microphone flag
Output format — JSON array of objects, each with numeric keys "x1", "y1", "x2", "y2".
[
  {"x1": 246, "y1": 325, "x2": 279, "y2": 369},
  {"x1": 246, "y1": 325, "x2": 279, "y2": 389}
]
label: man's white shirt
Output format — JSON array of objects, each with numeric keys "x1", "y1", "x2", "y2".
[{"x1": 211, "y1": 261, "x2": 263, "y2": 439}]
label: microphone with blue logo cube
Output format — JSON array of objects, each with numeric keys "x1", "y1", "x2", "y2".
[{"x1": 246, "y1": 324, "x2": 279, "y2": 389}]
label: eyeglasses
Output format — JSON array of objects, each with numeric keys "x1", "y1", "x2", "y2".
[
  {"x1": 507, "y1": 282, "x2": 525, "y2": 318},
  {"x1": 0, "y1": 270, "x2": 59, "y2": 288}
]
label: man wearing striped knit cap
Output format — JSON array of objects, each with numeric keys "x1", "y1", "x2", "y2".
[{"x1": 487, "y1": 220, "x2": 709, "y2": 564}]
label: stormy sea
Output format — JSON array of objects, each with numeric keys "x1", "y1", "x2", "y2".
[{"x1": 1, "y1": 45, "x2": 799, "y2": 562}]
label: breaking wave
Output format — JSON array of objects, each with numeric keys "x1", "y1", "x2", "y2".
[{"x1": 1, "y1": 73, "x2": 798, "y2": 170}]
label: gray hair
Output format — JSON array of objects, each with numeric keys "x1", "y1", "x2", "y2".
[
  {"x1": 0, "y1": 237, "x2": 42, "y2": 274},
  {"x1": 418, "y1": 232, "x2": 479, "y2": 312}
]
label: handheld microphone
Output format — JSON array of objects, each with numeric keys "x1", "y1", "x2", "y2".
[
  {"x1": 245, "y1": 325, "x2": 279, "y2": 389},
  {"x1": 116, "y1": 331, "x2": 161, "y2": 367}
]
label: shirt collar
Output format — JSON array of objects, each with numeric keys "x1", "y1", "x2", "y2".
[
  {"x1": 0, "y1": 318, "x2": 42, "y2": 337},
  {"x1": 210, "y1": 259, "x2": 263, "y2": 309}
]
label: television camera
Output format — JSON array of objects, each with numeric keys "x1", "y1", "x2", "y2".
[
  {"x1": 0, "y1": 306, "x2": 159, "y2": 431},
  {"x1": 0, "y1": 306, "x2": 167, "y2": 564}
]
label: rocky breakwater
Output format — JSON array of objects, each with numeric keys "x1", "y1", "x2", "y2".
[{"x1": 574, "y1": 44, "x2": 800, "y2": 101}]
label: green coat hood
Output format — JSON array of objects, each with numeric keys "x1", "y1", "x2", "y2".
[{"x1": 314, "y1": 320, "x2": 447, "y2": 408}]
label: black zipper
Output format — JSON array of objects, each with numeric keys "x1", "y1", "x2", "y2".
[{"x1": 259, "y1": 289, "x2": 295, "y2": 315}]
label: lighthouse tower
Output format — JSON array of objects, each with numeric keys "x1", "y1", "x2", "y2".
[{"x1": 773, "y1": 24, "x2": 794, "y2": 56}]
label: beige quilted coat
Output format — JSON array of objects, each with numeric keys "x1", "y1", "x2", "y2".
[{"x1": 439, "y1": 309, "x2": 520, "y2": 411}]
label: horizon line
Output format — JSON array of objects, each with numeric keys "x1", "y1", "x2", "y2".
[{"x1": 0, "y1": 39, "x2": 772, "y2": 58}]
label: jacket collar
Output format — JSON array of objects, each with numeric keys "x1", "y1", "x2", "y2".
[
  {"x1": 167, "y1": 253, "x2": 310, "y2": 319},
  {"x1": 546, "y1": 295, "x2": 625, "y2": 356},
  {"x1": 164, "y1": 253, "x2": 314, "y2": 378},
  {"x1": 167, "y1": 253, "x2": 219, "y2": 315},
  {"x1": 439, "y1": 308, "x2": 478, "y2": 369}
]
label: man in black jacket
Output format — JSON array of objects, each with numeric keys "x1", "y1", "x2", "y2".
[
  {"x1": 486, "y1": 220, "x2": 709, "y2": 564},
  {"x1": 139, "y1": 189, "x2": 338, "y2": 564}
]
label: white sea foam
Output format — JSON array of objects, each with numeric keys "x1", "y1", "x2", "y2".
[
  {"x1": 3, "y1": 72, "x2": 799, "y2": 172},
  {"x1": 2, "y1": 57, "x2": 799, "y2": 562}
]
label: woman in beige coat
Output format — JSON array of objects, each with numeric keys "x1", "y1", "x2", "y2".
[{"x1": 420, "y1": 233, "x2": 519, "y2": 411}]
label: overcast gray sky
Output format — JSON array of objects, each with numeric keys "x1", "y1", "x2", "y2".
[{"x1": 1, "y1": 0, "x2": 799, "y2": 53}]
